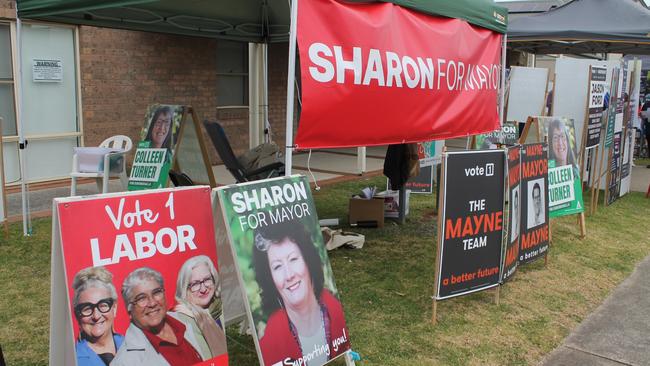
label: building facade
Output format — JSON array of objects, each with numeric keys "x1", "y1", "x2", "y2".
[{"x1": 0, "y1": 0, "x2": 291, "y2": 188}]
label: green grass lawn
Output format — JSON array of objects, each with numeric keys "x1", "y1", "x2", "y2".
[{"x1": 1, "y1": 176, "x2": 649, "y2": 365}]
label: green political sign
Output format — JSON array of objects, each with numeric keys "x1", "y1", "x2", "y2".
[
  {"x1": 128, "y1": 104, "x2": 183, "y2": 190},
  {"x1": 539, "y1": 117, "x2": 584, "y2": 217}
]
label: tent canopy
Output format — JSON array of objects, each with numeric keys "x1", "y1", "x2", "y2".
[
  {"x1": 16, "y1": 0, "x2": 507, "y2": 43},
  {"x1": 508, "y1": 0, "x2": 650, "y2": 55}
]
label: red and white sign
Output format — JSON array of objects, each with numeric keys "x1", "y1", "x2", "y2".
[
  {"x1": 295, "y1": 0, "x2": 503, "y2": 149},
  {"x1": 55, "y1": 187, "x2": 227, "y2": 365}
]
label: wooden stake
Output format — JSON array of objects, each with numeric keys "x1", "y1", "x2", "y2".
[
  {"x1": 588, "y1": 145, "x2": 600, "y2": 215},
  {"x1": 541, "y1": 72, "x2": 553, "y2": 117},
  {"x1": 518, "y1": 117, "x2": 536, "y2": 144},
  {"x1": 432, "y1": 147, "x2": 447, "y2": 325},
  {"x1": 431, "y1": 297, "x2": 438, "y2": 325},
  {"x1": 578, "y1": 212, "x2": 586, "y2": 239},
  {"x1": 494, "y1": 286, "x2": 500, "y2": 306}
]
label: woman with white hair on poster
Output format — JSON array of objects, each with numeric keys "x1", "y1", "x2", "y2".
[
  {"x1": 173, "y1": 255, "x2": 228, "y2": 359},
  {"x1": 72, "y1": 266, "x2": 123, "y2": 366}
]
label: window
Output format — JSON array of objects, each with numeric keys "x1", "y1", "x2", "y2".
[
  {"x1": 0, "y1": 23, "x2": 17, "y2": 136},
  {"x1": 216, "y1": 40, "x2": 248, "y2": 106}
]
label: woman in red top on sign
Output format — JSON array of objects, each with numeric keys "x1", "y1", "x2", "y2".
[{"x1": 253, "y1": 220, "x2": 350, "y2": 366}]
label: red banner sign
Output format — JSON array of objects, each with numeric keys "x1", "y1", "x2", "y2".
[{"x1": 295, "y1": 0, "x2": 503, "y2": 149}]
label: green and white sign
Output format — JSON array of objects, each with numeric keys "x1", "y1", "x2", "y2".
[
  {"x1": 128, "y1": 104, "x2": 183, "y2": 190},
  {"x1": 539, "y1": 117, "x2": 584, "y2": 217},
  {"x1": 214, "y1": 175, "x2": 352, "y2": 366}
]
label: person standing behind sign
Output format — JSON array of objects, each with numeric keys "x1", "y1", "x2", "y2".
[
  {"x1": 112, "y1": 267, "x2": 206, "y2": 366},
  {"x1": 253, "y1": 220, "x2": 349, "y2": 366},
  {"x1": 72, "y1": 267, "x2": 123, "y2": 366},
  {"x1": 173, "y1": 256, "x2": 228, "y2": 359}
]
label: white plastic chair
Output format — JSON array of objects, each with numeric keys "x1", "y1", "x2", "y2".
[{"x1": 70, "y1": 135, "x2": 133, "y2": 196}]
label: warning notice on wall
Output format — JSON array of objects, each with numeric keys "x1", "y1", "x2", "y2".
[{"x1": 32, "y1": 58, "x2": 62, "y2": 82}]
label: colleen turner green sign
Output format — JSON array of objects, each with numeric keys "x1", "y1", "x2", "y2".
[
  {"x1": 539, "y1": 117, "x2": 584, "y2": 217},
  {"x1": 128, "y1": 104, "x2": 183, "y2": 190}
]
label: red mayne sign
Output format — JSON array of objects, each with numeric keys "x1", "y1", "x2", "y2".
[{"x1": 295, "y1": 0, "x2": 502, "y2": 149}]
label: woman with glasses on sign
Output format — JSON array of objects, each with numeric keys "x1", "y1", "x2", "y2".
[
  {"x1": 173, "y1": 256, "x2": 228, "y2": 360},
  {"x1": 72, "y1": 267, "x2": 123, "y2": 366},
  {"x1": 143, "y1": 105, "x2": 176, "y2": 166},
  {"x1": 145, "y1": 106, "x2": 173, "y2": 149},
  {"x1": 112, "y1": 267, "x2": 207, "y2": 366},
  {"x1": 253, "y1": 220, "x2": 349, "y2": 366},
  {"x1": 548, "y1": 119, "x2": 580, "y2": 179}
]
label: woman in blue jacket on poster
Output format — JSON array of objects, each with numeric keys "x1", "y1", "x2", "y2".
[{"x1": 72, "y1": 267, "x2": 124, "y2": 366}]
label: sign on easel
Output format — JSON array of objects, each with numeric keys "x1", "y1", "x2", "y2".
[
  {"x1": 592, "y1": 65, "x2": 621, "y2": 214},
  {"x1": 502, "y1": 146, "x2": 522, "y2": 282},
  {"x1": 128, "y1": 104, "x2": 216, "y2": 190},
  {"x1": 585, "y1": 66, "x2": 607, "y2": 148},
  {"x1": 538, "y1": 117, "x2": 585, "y2": 217},
  {"x1": 214, "y1": 175, "x2": 353, "y2": 366},
  {"x1": 607, "y1": 132, "x2": 622, "y2": 205},
  {"x1": 435, "y1": 150, "x2": 505, "y2": 300},
  {"x1": 128, "y1": 104, "x2": 183, "y2": 190},
  {"x1": 519, "y1": 143, "x2": 549, "y2": 264},
  {"x1": 520, "y1": 117, "x2": 585, "y2": 237},
  {"x1": 49, "y1": 187, "x2": 228, "y2": 366}
]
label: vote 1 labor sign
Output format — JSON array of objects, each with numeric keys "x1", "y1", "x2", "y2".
[{"x1": 436, "y1": 150, "x2": 505, "y2": 300}]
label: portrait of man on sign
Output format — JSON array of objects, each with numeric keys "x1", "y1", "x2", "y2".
[
  {"x1": 510, "y1": 185, "x2": 520, "y2": 242},
  {"x1": 527, "y1": 179, "x2": 546, "y2": 229}
]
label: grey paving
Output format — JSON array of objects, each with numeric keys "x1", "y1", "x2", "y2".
[
  {"x1": 630, "y1": 164, "x2": 650, "y2": 193},
  {"x1": 7, "y1": 180, "x2": 125, "y2": 217},
  {"x1": 540, "y1": 255, "x2": 650, "y2": 366}
]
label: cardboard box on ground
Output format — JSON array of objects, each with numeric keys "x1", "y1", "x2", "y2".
[
  {"x1": 348, "y1": 197, "x2": 385, "y2": 228},
  {"x1": 348, "y1": 190, "x2": 411, "y2": 227}
]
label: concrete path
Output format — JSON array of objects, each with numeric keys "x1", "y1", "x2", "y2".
[
  {"x1": 6, "y1": 146, "x2": 388, "y2": 218},
  {"x1": 629, "y1": 164, "x2": 650, "y2": 193},
  {"x1": 539, "y1": 255, "x2": 650, "y2": 366}
]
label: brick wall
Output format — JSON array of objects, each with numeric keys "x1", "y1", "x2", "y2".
[
  {"x1": 0, "y1": 0, "x2": 15, "y2": 19},
  {"x1": 79, "y1": 26, "x2": 241, "y2": 165},
  {"x1": 267, "y1": 43, "x2": 301, "y2": 153},
  {"x1": 216, "y1": 42, "x2": 295, "y2": 157}
]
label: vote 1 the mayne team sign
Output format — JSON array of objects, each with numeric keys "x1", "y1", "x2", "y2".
[{"x1": 437, "y1": 150, "x2": 505, "y2": 299}]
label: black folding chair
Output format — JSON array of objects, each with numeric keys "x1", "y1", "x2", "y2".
[
  {"x1": 168, "y1": 169, "x2": 195, "y2": 186},
  {"x1": 203, "y1": 120, "x2": 284, "y2": 183}
]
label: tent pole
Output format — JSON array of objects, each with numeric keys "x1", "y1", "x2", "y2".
[
  {"x1": 15, "y1": 18, "x2": 30, "y2": 236},
  {"x1": 500, "y1": 34, "x2": 507, "y2": 125},
  {"x1": 284, "y1": 0, "x2": 299, "y2": 176},
  {"x1": 263, "y1": 43, "x2": 270, "y2": 144}
]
